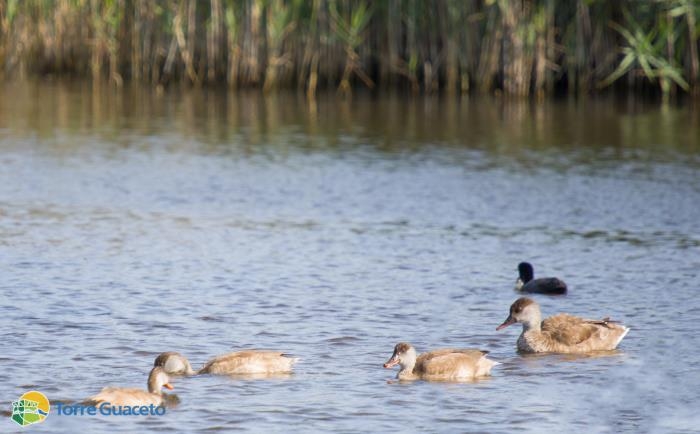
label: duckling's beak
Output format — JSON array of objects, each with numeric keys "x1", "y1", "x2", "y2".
[
  {"x1": 163, "y1": 383, "x2": 174, "y2": 390},
  {"x1": 496, "y1": 314, "x2": 516, "y2": 331},
  {"x1": 383, "y1": 354, "x2": 400, "y2": 368}
]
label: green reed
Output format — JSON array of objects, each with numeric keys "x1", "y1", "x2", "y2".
[{"x1": 0, "y1": 0, "x2": 698, "y2": 97}]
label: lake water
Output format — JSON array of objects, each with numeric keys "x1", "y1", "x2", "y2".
[{"x1": 1, "y1": 81, "x2": 699, "y2": 433}]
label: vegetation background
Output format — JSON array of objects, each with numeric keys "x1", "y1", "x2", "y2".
[{"x1": 1, "y1": 0, "x2": 698, "y2": 98}]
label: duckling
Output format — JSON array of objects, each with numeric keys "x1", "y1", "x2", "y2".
[
  {"x1": 383, "y1": 342, "x2": 497, "y2": 381},
  {"x1": 199, "y1": 350, "x2": 298, "y2": 375},
  {"x1": 84, "y1": 366, "x2": 174, "y2": 407}
]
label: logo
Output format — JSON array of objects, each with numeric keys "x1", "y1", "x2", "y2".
[
  {"x1": 55, "y1": 402, "x2": 166, "y2": 417},
  {"x1": 11, "y1": 391, "x2": 50, "y2": 426}
]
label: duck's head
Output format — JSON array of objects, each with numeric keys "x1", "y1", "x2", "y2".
[
  {"x1": 517, "y1": 262, "x2": 534, "y2": 284},
  {"x1": 147, "y1": 366, "x2": 174, "y2": 394},
  {"x1": 383, "y1": 342, "x2": 417, "y2": 370},
  {"x1": 497, "y1": 297, "x2": 540, "y2": 330},
  {"x1": 154, "y1": 351, "x2": 195, "y2": 376}
]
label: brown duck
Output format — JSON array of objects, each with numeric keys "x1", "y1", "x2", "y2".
[{"x1": 497, "y1": 297, "x2": 629, "y2": 353}]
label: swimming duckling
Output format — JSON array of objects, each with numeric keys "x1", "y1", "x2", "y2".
[
  {"x1": 84, "y1": 366, "x2": 174, "y2": 407},
  {"x1": 199, "y1": 350, "x2": 298, "y2": 375},
  {"x1": 383, "y1": 342, "x2": 497, "y2": 381}
]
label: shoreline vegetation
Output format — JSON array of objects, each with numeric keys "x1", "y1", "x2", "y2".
[{"x1": 0, "y1": 0, "x2": 699, "y2": 99}]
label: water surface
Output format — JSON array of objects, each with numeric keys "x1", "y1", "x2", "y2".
[{"x1": 1, "y1": 82, "x2": 699, "y2": 433}]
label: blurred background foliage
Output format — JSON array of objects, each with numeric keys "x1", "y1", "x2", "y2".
[{"x1": 0, "y1": 0, "x2": 698, "y2": 97}]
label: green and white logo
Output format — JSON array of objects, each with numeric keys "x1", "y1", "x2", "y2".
[{"x1": 11, "y1": 391, "x2": 50, "y2": 426}]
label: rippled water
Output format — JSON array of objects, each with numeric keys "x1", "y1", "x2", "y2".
[{"x1": 1, "y1": 82, "x2": 699, "y2": 433}]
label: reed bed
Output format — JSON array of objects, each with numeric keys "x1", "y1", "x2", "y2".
[{"x1": 0, "y1": 0, "x2": 698, "y2": 97}]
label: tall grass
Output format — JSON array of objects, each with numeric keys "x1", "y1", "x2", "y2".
[{"x1": 0, "y1": 0, "x2": 698, "y2": 97}]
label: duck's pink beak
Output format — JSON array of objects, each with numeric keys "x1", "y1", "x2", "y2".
[
  {"x1": 383, "y1": 355, "x2": 400, "y2": 368},
  {"x1": 497, "y1": 314, "x2": 516, "y2": 331},
  {"x1": 163, "y1": 383, "x2": 174, "y2": 390}
]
